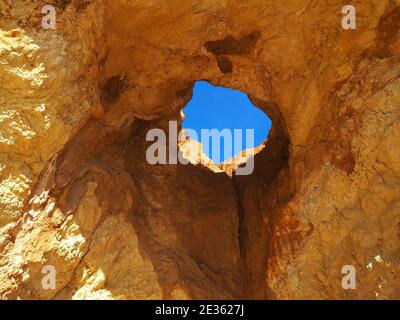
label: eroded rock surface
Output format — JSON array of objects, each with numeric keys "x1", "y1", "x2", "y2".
[{"x1": 0, "y1": 0, "x2": 399, "y2": 299}]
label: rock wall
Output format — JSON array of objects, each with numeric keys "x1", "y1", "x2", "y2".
[{"x1": 0, "y1": 0, "x2": 399, "y2": 299}]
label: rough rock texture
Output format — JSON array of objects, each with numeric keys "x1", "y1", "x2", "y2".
[{"x1": 0, "y1": 0, "x2": 399, "y2": 299}]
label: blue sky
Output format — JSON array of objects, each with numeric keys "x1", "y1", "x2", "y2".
[{"x1": 182, "y1": 81, "x2": 272, "y2": 164}]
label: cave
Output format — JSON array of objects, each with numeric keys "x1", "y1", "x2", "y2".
[
  {"x1": 0, "y1": 0, "x2": 399, "y2": 300},
  {"x1": 0, "y1": 74, "x2": 293, "y2": 299}
]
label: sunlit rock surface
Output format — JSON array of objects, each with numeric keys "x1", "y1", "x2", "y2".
[{"x1": 0, "y1": 0, "x2": 399, "y2": 299}]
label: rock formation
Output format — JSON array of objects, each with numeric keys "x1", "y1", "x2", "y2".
[
  {"x1": 178, "y1": 128, "x2": 267, "y2": 177},
  {"x1": 0, "y1": 0, "x2": 399, "y2": 299}
]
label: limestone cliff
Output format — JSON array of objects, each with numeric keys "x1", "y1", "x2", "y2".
[{"x1": 0, "y1": 0, "x2": 399, "y2": 299}]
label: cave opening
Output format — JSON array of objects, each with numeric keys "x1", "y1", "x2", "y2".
[{"x1": 179, "y1": 80, "x2": 272, "y2": 176}]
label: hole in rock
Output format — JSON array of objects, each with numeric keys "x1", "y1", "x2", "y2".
[{"x1": 179, "y1": 80, "x2": 272, "y2": 176}]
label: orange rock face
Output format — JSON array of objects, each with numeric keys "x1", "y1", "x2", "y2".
[{"x1": 0, "y1": 0, "x2": 399, "y2": 299}]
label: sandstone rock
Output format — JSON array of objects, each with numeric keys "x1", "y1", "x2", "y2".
[{"x1": 0, "y1": 0, "x2": 399, "y2": 299}]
